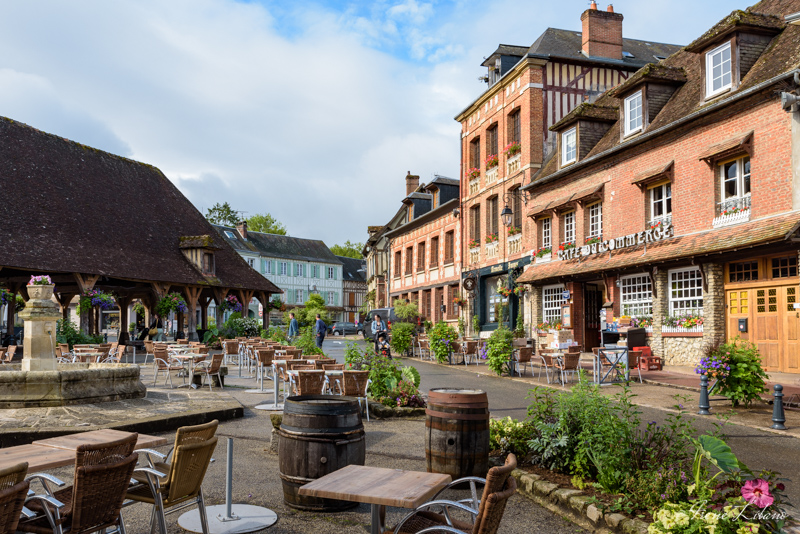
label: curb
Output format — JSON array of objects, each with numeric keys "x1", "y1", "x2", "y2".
[{"x1": 512, "y1": 469, "x2": 648, "y2": 534}]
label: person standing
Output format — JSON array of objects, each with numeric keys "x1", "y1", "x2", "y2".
[
  {"x1": 314, "y1": 313, "x2": 327, "y2": 349},
  {"x1": 288, "y1": 312, "x2": 299, "y2": 342},
  {"x1": 371, "y1": 314, "x2": 386, "y2": 354}
]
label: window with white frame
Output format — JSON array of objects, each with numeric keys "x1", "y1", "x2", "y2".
[
  {"x1": 706, "y1": 41, "x2": 732, "y2": 97},
  {"x1": 247, "y1": 258, "x2": 255, "y2": 268},
  {"x1": 280, "y1": 262, "x2": 288, "y2": 276},
  {"x1": 720, "y1": 156, "x2": 750, "y2": 208},
  {"x1": 620, "y1": 274, "x2": 653, "y2": 316},
  {"x1": 294, "y1": 263, "x2": 304, "y2": 277},
  {"x1": 587, "y1": 203, "x2": 602, "y2": 239},
  {"x1": 561, "y1": 127, "x2": 576, "y2": 166},
  {"x1": 296, "y1": 289, "x2": 304, "y2": 304},
  {"x1": 541, "y1": 217, "x2": 551, "y2": 249},
  {"x1": 327, "y1": 291, "x2": 335, "y2": 305},
  {"x1": 543, "y1": 284, "x2": 565, "y2": 324},
  {"x1": 265, "y1": 260, "x2": 273, "y2": 275},
  {"x1": 327, "y1": 266, "x2": 335, "y2": 279},
  {"x1": 669, "y1": 267, "x2": 704, "y2": 316},
  {"x1": 624, "y1": 90, "x2": 643, "y2": 136},
  {"x1": 562, "y1": 211, "x2": 575, "y2": 245},
  {"x1": 650, "y1": 182, "x2": 672, "y2": 224}
]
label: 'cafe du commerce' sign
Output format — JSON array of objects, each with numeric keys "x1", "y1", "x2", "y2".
[{"x1": 557, "y1": 223, "x2": 675, "y2": 261}]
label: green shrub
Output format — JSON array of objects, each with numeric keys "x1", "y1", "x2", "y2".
[
  {"x1": 428, "y1": 321, "x2": 458, "y2": 363},
  {"x1": 696, "y1": 338, "x2": 768, "y2": 406},
  {"x1": 485, "y1": 325, "x2": 513, "y2": 375},
  {"x1": 56, "y1": 319, "x2": 103, "y2": 349},
  {"x1": 293, "y1": 326, "x2": 324, "y2": 356},
  {"x1": 390, "y1": 322, "x2": 415, "y2": 356},
  {"x1": 378, "y1": 380, "x2": 425, "y2": 408},
  {"x1": 266, "y1": 326, "x2": 287, "y2": 342},
  {"x1": 472, "y1": 314, "x2": 480, "y2": 335},
  {"x1": 490, "y1": 417, "x2": 535, "y2": 457},
  {"x1": 393, "y1": 299, "x2": 419, "y2": 322}
]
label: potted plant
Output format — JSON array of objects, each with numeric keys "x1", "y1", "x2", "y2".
[
  {"x1": 534, "y1": 246, "x2": 552, "y2": 259},
  {"x1": 502, "y1": 142, "x2": 521, "y2": 157},
  {"x1": 128, "y1": 322, "x2": 137, "y2": 334},
  {"x1": 27, "y1": 275, "x2": 54, "y2": 300},
  {"x1": 468, "y1": 239, "x2": 480, "y2": 249},
  {"x1": 485, "y1": 233, "x2": 499, "y2": 244},
  {"x1": 484, "y1": 154, "x2": 499, "y2": 169},
  {"x1": 466, "y1": 167, "x2": 481, "y2": 180}
]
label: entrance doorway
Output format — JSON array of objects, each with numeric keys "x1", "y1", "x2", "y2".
[{"x1": 583, "y1": 282, "x2": 603, "y2": 351}]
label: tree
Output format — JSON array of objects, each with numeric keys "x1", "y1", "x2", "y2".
[
  {"x1": 330, "y1": 240, "x2": 364, "y2": 259},
  {"x1": 205, "y1": 202, "x2": 238, "y2": 226},
  {"x1": 284, "y1": 293, "x2": 332, "y2": 327},
  {"x1": 247, "y1": 213, "x2": 287, "y2": 235}
]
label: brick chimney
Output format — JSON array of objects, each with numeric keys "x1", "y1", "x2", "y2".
[
  {"x1": 581, "y1": 3, "x2": 623, "y2": 60},
  {"x1": 405, "y1": 171, "x2": 420, "y2": 196},
  {"x1": 236, "y1": 220, "x2": 248, "y2": 240}
]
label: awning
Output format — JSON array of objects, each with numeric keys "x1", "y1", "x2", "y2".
[
  {"x1": 528, "y1": 183, "x2": 605, "y2": 217},
  {"x1": 698, "y1": 131, "x2": 753, "y2": 164},
  {"x1": 631, "y1": 161, "x2": 674, "y2": 187}
]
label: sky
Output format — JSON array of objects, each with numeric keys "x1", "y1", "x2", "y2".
[{"x1": 0, "y1": 0, "x2": 743, "y2": 246}]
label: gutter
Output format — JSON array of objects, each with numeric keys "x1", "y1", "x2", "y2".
[{"x1": 523, "y1": 69, "x2": 800, "y2": 191}]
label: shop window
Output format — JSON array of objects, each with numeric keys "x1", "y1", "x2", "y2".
[
  {"x1": 772, "y1": 256, "x2": 798, "y2": 278},
  {"x1": 562, "y1": 211, "x2": 575, "y2": 245},
  {"x1": 669, "y1": 267, "x2": 703, "y2": 316},
  {"x1": 729, "y1": 261, "x2": 758, "y2": 282},
  {"x1": 719, "y1": 156, "x2": 750, "y2": 215},
  {"x1": 561, "y1": 127, "x2": 577, "y2": 166},
  {"x1": 624, "y1": 90, "x2": 643, "y2": 137},
  {"x1": 620, "y1": 274, "x2": 653, "y2": 316},
  {"x1": 706, "y1": 41, "x2": 732, "y2": 98},
  {"x1": 649, "y1": 182, "x2": 672, "y2": 227},
  {"x1": 543, "y1": 284, "x2": 564, "y2": 324},
  {"x1": 587, "y1": 202, "x2": 602, "y2": 240}
]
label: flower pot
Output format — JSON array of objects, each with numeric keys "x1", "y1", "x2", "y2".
[{"x1": 27, "y1": 284, "x2": 54, "y2": 300}]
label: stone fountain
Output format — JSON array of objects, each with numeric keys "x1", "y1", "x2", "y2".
[{"x1": 0, "y1": 283, "x2": 146, "y2": 408}]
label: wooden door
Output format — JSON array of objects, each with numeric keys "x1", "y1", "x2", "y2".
[
  {"x1": 753, "y1": 287, "x2": 780, "y2": 370},
  {"x1": 583, "y1": 283, "x2": 603, "y2": 351},
  {"x1": 782, "y1": 286, "x2": 800, "y2": 373}
]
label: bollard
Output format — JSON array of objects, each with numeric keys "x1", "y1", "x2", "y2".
[
  {"x1": 772, "y1": 384, "x2": 787, "y2": 430},
  {"x1": 698, "y1": 374, "x2": 711, "y2": 415}
]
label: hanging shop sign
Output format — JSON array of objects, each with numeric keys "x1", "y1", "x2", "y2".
[{"x1": 557, "y1": 223, "x2": 675, "y2": 261}]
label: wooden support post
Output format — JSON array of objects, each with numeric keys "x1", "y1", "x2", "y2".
[
  {"x1": 237, "y1": 289, "x2": 255, "y2": 318},
  {"x1": 55, "y1": 293, "x2": 76, "y2": 322},
  {"x1": 200, "y1": 297, "x2": 211, "y2": 330},
  {"x1": 184, "y1": 286, "x2": 202, "y2": 342},
  {"x1": 257, "y1": 292, "x2": 270, "y2": 332},
  {"x1": 73, "y1": 273, "x2": 99, "y2": 335},
  {"x1": 212, "y1": 287, "x2": 229, "y2": 332},
  {"x1": 115, "y1": 296, "x2": 131, "y2": 344}
]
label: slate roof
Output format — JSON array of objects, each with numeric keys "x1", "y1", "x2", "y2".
[
  {"x1": 338, "y1": 256, "x2": 366, "y2": 282},
  {"x1": 213, "y1": 225, "x2": 343, "y2": 265},
  {"x1": 481, "y1": 44, "x2": 530, "y2": 66},
  {"x1": 0, "y1": 116, "x2": 278, "y2": 293},
  {"x1": 529, "y1": 0, "x2": 800, "y2": 189},
  {"x1": 550, "y1": 103, "x2": 619, "y2": 131},
  {"x1": 517, "y1": 212, "x2": 800, "y2": 284}
]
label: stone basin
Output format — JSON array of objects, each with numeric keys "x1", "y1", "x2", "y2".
[{"x1": 0, "y1": 363, "x2": 147, "y2": 408}]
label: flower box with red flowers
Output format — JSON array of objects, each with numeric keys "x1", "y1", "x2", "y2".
[
  {"x1": 507, "y1": 226, "x2": 522, "y2": 236},
  {"x1": 485, "y1": 233, "x2": 499, "y2": 244},
  {"x1": 534, "y1": 247, "x2": 552, "y2": 259},
  {"x1": 466, "y1": 167, "x2": 481, "y2": 180},
  {"x1": 558, "y1": 242, "x2": 575, "y2": 252},
  {"x1": 502, "y1": 142, "x2": 521, "y2": 157},
  {"x1": 484, "y1": 154, "x2": 499, "y2": 169},
  {"x1": 468, "y1": 239, "x2": 480, "y2": 249},
  {"x1": 584, "y1": 236, "x2": 601, "y2": 245}
]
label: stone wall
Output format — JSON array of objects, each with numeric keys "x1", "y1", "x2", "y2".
[
  {"x1": 663, "y1": 336, "x2": 705, "y2": 366},
  {"x1": 702, "y1": 263, "x2": 725, "y2": 348},
  {"x1": 650, "y1": 270, "x2": 668, "y2": 359}
]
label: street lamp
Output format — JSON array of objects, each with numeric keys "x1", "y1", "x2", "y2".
[
  {"x1": 500, "y1": 189, "x2": 531, "y2": 228},
  {"x1": 500, "y1": 205, "x2": 513, "y2": 227}
]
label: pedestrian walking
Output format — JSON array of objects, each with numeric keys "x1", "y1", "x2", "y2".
[
  {"x1": 314, "y1": 313, "x2": 327, "y2": 349},
  {"x1": 371, "y1": 314, "x2": 386, "y2": 354},
  {"x1": 288, "y1": 312, "x2": 299, "y2": 342}
]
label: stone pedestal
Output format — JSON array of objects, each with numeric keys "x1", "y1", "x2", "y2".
[{"x1": 18, "y1": 284, "x2": 60, "y2": 372}]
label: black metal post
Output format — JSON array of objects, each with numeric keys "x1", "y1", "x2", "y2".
[
  {"x1": 698, "y1": 374, "x2": 711, "y2": 415},
  {"x1": 772, "y1": 384, "x2": 787, "y2": 430}
]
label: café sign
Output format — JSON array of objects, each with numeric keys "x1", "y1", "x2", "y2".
[{"x1": 557, "y1": 223, "x2": 674, "y2": 261}]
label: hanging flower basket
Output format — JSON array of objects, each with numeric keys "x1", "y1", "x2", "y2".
[
  {"x1": 220, "y1": 294, "x2": 243, "y2": 313},
  {"x1": 156, "y1": 292, "x2": 188, "y2": 317},
  {"x1": 77, "y1": 290, "x2": 116, "y2": 313},
  {"x1": 0, "y1": 288, "x2": 13, "y2": 307}
]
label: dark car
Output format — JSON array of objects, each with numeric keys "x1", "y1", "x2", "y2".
[{"x1": 330, "y1": 322, "x2": 363, "y2": 336}]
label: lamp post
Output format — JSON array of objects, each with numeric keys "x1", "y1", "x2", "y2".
[{"x1": 500, "y1": 189, "x2": 531, "y2": 228}]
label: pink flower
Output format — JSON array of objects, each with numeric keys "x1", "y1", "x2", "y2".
[{"x1": 742, "y1": 479, "x2": 774, "y2": 508}]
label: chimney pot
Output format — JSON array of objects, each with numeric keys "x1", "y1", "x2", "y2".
[
  {"x1": 581, "y1": 4, "x2": 624, "y2": 60},
  {"x1": 236, "y1": 220, "x2": 248, "y2": 240},
  {"x1": 607, "y1": 4, "x2": 614, "y2": 12},
  {"x1": 590, "y1": 1, "x2": 597, "y2": 9}
]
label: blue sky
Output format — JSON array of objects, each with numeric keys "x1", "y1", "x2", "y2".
[{"x1": 0, "y1": 0, "x2": 746, "y2": 245}]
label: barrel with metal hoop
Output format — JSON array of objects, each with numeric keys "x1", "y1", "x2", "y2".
[
  {"x1": 425, "y1": 388, "x2": 490, "y2": 480},
  {"x1": 278, "y1": 395, "x2": 366, "y2": 511}
]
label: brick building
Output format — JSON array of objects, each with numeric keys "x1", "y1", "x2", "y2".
[
  {"x1": 456, "y1": 3, "x2": 680, "y2": 336},
  {"x1": 386, "y1": 174, "x2": 462, "y2": 325},
  {"x1": 518, "y1": 0, "x2": 800, "y2": 374}
]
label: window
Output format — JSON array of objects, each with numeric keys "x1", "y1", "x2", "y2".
[
  {"x1": 486, "y1": 125, "x2": 498, "y2": 159},
  {"x1": 706, "y1": 41, "x2": 732, "y2": 97},
  {"x1": 327, "y1": 266, "x2": 336, "y2": 279},
  {"x1": 508, "y1": 109, "x2": 521, "y2": 145},
  {"x1": 487, "y1": 197, "x2": 499, "y2": 237},
  {"x1": 624, "y1": 90, "x2": 643, "y2": 136},
  {"x1": 444, "y1": 231, "x2": 454, "y2": 263},
  {"x1": 294, "y1": 263, "x2": 304, "y2": 277},
  {"x1": 309, "y1": 265, "x2": 317, "y2": 278},
  {"x1": 469, "y1": 205, "x2": 481, "y2": 245},
  {"x1": 487, "y1": 275, "x2": 508, "y2": 324},
  {"x1": 247, "y1": 258, "x2": 255, "y2": 268},
  {"x1": 650, "y1": 182, "x2": 672, "y2": 224},
  {"x1": 417, "y1": 242, "x2": 426, "y2": 272},
  {"x1": 394, "y1": 251, "x2": 401, "y2": 278},
  {"x1": 296, "y1": 289, "x2": 304, "y2": 304},
  {"x1": 729, "y1": 261, "x2": 758, "y2": 282},
  {"x1": 511, "y1": 187, "x2": 522, "y2": 230},
  {"x1": 264, "y1": 259, "x2": 273, "y2": 275},
  {"x1": 620, "y1": 274, "x2": 653, "y2": 316},
  {"x1": 327, "y1": 291, "x2": 334, "y2": 305},
  {"x1": 562, "y1": 211, "x2": 575, "y2": 245},
  {"x1": 587, "y1": 203, "x2": 602, "y2": 239},
  {"x1": 540, "y1": 217, "x2": 551, "y2": 249},
  {"x1": 561, "y1": 127, "x2": 576, "y2": 166},
  {"x1": 469, "y1": 137, "x2": 481, "y2": 169},
  {"x1": 772, "y1": 256, "x2": 798, "y2": 278},
  {"x1": 224, "y1": 230, "x2": 235, "y2": 239},
  {"x1": 430, "y1": 236, "x2": 439, "y2": 268},
  {"x1": 405, "y1": 247, "x2": 413, "y2": 275},
  {"x1": 543, "y1": 284, "x2": 565, "y2": 324},
  {"x1": 202, "y1": 253, "x2": 215, "y2": 274},
  {"x1": 720, "y1": 156, "x2": 750, "y2": 209},
  {"x1": 280, "y1": 262, "x2": 288, "y2": 276},
  {"x1": 669, "y1": 267, "x2": 703, "y2": 316}
]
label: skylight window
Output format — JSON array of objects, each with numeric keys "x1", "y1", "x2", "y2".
[
  {"x1": 622, "y1": 51, "x2": 635, "y2": 58},
  {"x1": 224, "y1": 231, "x2": 235, "y2": 238}
]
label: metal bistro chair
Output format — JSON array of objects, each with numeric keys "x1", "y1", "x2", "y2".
[
  {"x1": 418, "y1": 339, "x2": 431, "y2": 361},
  {"x1": 461, "y1": 341, "x2": 478, "y2": 366},
  {"x1": 388, "y1": 453, "x2": 518, "y2": 534},
  {"x1": 127, "y1": 421, "x2": 218, "y2": 534},
  {"x1": 21, "y1": 435, "x2": 139, "y2": 534},
  {"x1": 321, "y1": 364, "x2": 345, "y2": 394},
  {"x1": 222, "y1": 340, "x2": 239, "y2": 367},
  {"x1": 537, "y1": 350, "x2": 558, "y2": 384},
  {"x1": 255, "y1": 349, "x2": 275, "y2": 389},
  {"x1": 152, "y1": 348, "x2": 185, "y2": 388},
  {"x1": 194, "y1": 353, "x2": 225, "y2": 391}
]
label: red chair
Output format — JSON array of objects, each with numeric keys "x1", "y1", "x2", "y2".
[{"x1": 634, "y1": 346, "x2": 662, "y2": 371}]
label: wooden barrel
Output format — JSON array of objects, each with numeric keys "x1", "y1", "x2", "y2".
[
  {"x1": 425, "y1": 388, "x2": 490, "y2": 480},
  {"x1": 278, "y1": 395, "x2": 366, "y2": 511}
]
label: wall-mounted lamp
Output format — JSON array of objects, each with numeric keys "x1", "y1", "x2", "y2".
[
  {"x1": 452, "y1": 207, "x2": 460, "y2": 218},
  {"x1": 615, "y1": 280, "x2": 621, "y2": 287},
  {"x1": 501, "y1": 188, "x2": 531, "y2": 228},
  {"x1": 440, "y1": 304, "x2": 447, "y2": 313}
]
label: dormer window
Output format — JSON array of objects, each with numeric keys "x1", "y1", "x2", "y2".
[
  {"x1": 706, "y1": 41, "x2": 732, "y2": 98},
  {"x1": 180, "y1": 235, "x2": 220, "y2": 276},
  {"x1": 561, "y1": 127, "x2": 577, "y2": 166},
  {"x1": 624, "y1": 90, "x2": 643, "y2": 137},
  {"x1": 203, "y1": 253, "x2": 215, "y2": 274}
]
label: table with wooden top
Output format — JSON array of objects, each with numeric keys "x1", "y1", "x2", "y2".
[
  {"x1": 0, "y1": 429, "x2": 167, "y2": 472},
  {"x1": 299, "y1": 465, "x2": 452, "y2": 534}
]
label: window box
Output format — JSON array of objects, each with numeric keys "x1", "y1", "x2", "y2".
[
  {"x1": 584, "y1": 236, "x2": 602, "y2": 245},
  {"x1": 469, "y1": 178, "x2": 479, "y2": 195},
  {"x1": 486, "y1": 166, "x2": 498, "y2": 185},
  {"x1": 468, "y1": 238, "x2": 480, "y2": 249},
  {"x1": 469, "y1": 247, "x2": 480, "y2": 264},
  {"x1": 485, "y1": 241, "x2": 499, "y2": 259},
  {"x1": 648, "y1": 215, "x2": 672, "y2": 230},
  {"x1": 662, "y1": 324, "x2": 704, "y2": 334},
  {"x1": 485, "y1": 233, "x2": 499, "y2": 244},
  {"x1": 534, "y1": 246, "x2": 552, "y2": 261},
  {"x1": 558, "y1": 241, "x2": 575, "y2": 252},
  {"x1": 507, "y1": 234, "x2": 522, "y2": 254},
  {"x1": 713, "y1": 197, "x2": 750, "y2": 228},
  {"x1": 507, "y1": 226, "x2": 522, "y2": 236},
  {"x1": 535, "y1": 253, "x2": 552, "y2": 264},
  {"x1": 467, "y1": 167, "x2": 481, "y2": 180},
  {"x1": 502, "y1": 142, "x2": 521, "y2": 157},
  {"x1": 485, "y1": 154, "x2": 499, "y2": 169}
]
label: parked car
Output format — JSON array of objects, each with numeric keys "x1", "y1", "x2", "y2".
[{"x1": 330, "y1": 322, "x2": 363, "y2": 336}]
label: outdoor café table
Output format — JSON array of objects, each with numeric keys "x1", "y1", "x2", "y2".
[
  {"x1": 298, "y1": 464, "x2": 452, "y2": 534},
  {"x1": 74, "y1": 351, "x2": 103, "y2": 363},
  {"x1": 595, "y1": 347, "x2": 629, "y2": 385},
  {"x1": 170, "y1": 352, "x2": 203, "y2": 386},
  {"x1": 33, "y1": 429, "x2": 167, "y2": 451}
]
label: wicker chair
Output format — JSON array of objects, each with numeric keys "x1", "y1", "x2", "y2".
[
  {"x1": 0, "y1": 476, "x2": 30, "y2": 534},
  {"x1": 389, "y1": 453, "x2": 518, "y2": 534},
  {"x1": 513, "y1": 347, "x2": 534, "y2": 376},
  {"x1": 152, "y1": 348, "x2": 185, "y2": 388},
  {"x1": 418, "y1": 339, "x2": 430, "y2": 361},
  {"x1": 143, "y1": 341, "x2": 155, "y2": 365},
  {"x1": 291, "y1": 369, "x2": 327, "y2": 395},
  {"x1": 461, "y1": 341, "x2": 478, "y2": 366},
  {"x1": 555, "y1": 353, "x2": 582, "y2": 384},
  {"x1": 194, "y1": 354, "x2": 225, "y2": 391},
  {"x1": 222, "y1": 340, "x2": 240, "y2": 367},
  {"x1": 537, "y1": 350, "x2": 558, "y2": 384},
  {"x1": 21, "y1": 435, "x2": 139, "y2": 534},
  {"x1": 321, "y1": 363, "x2": 344, "y2": 371},
  {"x1": 335, "y1": 370, "x2": 371, "y2": 421},
  {"x1": 313, "y1": 358, "x2": 336, "y2": 370},
  {"x1": 256, "y1": 349, "x2": 275, "y2": 388}
]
